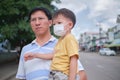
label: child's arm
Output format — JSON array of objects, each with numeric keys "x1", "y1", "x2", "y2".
[
  {"x1": 69, "y1": 55, "x2": 78, "y2": 80},
  {"x1": 34, "y1": 53, "x2": 54, "y2": 60},
  {"x1": 24, "y1": 52, "x2": 54, "y2": 61}
]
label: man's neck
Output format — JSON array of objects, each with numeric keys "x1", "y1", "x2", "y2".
[{"x1": 36, "y1": 33, "x2": 51, "y2": 46}]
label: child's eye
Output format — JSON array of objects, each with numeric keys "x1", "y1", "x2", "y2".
[{"x1": 58, "y1": 22, "x2": 62, "y2": 24}]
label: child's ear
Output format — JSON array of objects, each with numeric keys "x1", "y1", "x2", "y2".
[{"x1": 69, "y1": 22, "x2": 73, "y2": 29}]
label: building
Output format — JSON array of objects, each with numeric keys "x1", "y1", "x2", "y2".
[
  {"x1": 104, "y1": 14, "x2": 120, "y2": 54},
  {"x1": 79, "y1": 32, "x2": 99, "y2": 51}
]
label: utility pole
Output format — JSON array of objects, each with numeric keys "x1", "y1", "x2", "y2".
[{"x1": 96, "y1": 22, "x2": 103, "y2": 49}]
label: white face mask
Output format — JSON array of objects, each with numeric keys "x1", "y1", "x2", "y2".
[{"x1": 53, "y1": 24, "x2": 66, "y2": 36}]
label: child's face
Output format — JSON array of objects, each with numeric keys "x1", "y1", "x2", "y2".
[{"x1": 53, "y1": 15, "x2": 73, "y2": 31}]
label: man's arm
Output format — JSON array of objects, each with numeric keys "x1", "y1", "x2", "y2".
[
  {"x1": 77, "y1": 60, "x2": 87, "y2": 80},
  {"x1": 78, "y1": 70, "x2": 87, "y2": 80}
]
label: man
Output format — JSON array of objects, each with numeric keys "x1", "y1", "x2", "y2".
[{"x1": 16, "y1": 7, "x2": 87, "y2": 80}]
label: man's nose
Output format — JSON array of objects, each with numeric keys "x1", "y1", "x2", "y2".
[{"x1": 35, "y1": 19, "x2": 40, "y2": 24}]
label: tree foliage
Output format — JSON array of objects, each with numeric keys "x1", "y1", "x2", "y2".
[{"x1": 0, "y1": 0, "x2": 60, "y2": 48}]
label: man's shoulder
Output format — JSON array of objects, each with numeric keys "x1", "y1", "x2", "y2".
[
  {"x1": 51, "y1": 36, "x2": 58, "y2": 43},
  {"x1": 22, "y1": 42, "x2": 33, "y2": 51},
  {"x1": 23, "y1": 43, "x2": 31, "y2": 48}
]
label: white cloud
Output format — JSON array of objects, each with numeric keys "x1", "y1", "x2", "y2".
[
  {"x1": 107, "y1": 18, "x2": 116, "y2": 24},
  {"x1": 52, "y1": 0, "x2": 120, "y2": 39},
  {"x1": 88, "y1": 0, "x2": 120, "y2": 23},
  {"x1": 87, "y1": 0, "x2": 120, "y2": 31},
  {"x1": 51, "y1": 0, "x2": 87, "y2": 14},
  {"x1": 88, "y1": 0, "x2": 120, "y2": 19},
  {"x1": 89, "y1": 0, "x2": 109, "y2": 18},
  {"x1": 100, "y1": 23, "x2": 110, "y2": 31}
]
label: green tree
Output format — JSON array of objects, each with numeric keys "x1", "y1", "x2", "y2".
[{"x1": 0, "y1": 0, "x2": 60, "y2": 50}]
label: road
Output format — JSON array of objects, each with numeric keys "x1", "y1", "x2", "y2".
[
  {"x1": 0, "y1": 61, "x2": 18, "y2": 80},
  {"x1": 79, "y1": 52, "x2": 120, "y2": 80},
  {"x1": 3, "y1": 52, "x2": 120, "y2": 80}
]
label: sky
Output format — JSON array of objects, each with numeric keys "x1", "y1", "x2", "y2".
[{"x1": 51, "y1": 0, "x2": 120, "y2": 39}]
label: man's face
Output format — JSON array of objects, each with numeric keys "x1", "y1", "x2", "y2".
[{"x1": 30, "y1": 11, "x2": 52, "y2": 36}]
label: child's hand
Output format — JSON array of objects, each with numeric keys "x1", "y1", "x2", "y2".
[{"x1": 24, "y1": 53, "x2": 35, "y2": 61}]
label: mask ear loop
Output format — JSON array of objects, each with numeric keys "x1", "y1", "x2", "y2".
[{"x1": 64, "y1": 23, "x2": 69, "y2": 32}]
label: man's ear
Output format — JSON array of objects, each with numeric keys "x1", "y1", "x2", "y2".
[{"x1": 49, "y1": 20, "x2": 52, "y2": 27}]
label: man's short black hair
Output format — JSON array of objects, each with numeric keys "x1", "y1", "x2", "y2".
[{"x1": 28, "y1": 7, "x2": 52, "y2": 21}]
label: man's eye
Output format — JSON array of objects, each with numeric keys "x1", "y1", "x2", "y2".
[
  {"x1": 31, "y1": 18, "x2": 36, "y2": 21},
  {"x1": 38, "y1": 17, "x2": 44, "y2": 20}
]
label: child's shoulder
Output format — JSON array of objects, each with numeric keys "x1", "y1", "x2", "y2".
[
  {"x1": 64, "y1": 33, "x2": 78, "y2": 43},
  {"x1": 64, "y1": 33, "x2": 76, "y2": 40},
  {"x1": 66, "y1": 33, "x2": 74, "y2": 37}
]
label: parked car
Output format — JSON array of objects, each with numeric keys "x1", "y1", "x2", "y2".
[
  {"x1": 99, "y1": 48, "x2": 116, "y2": 56},
  {"x1": 0, "y1": 43, "x2": 8, "y2": 53}
]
